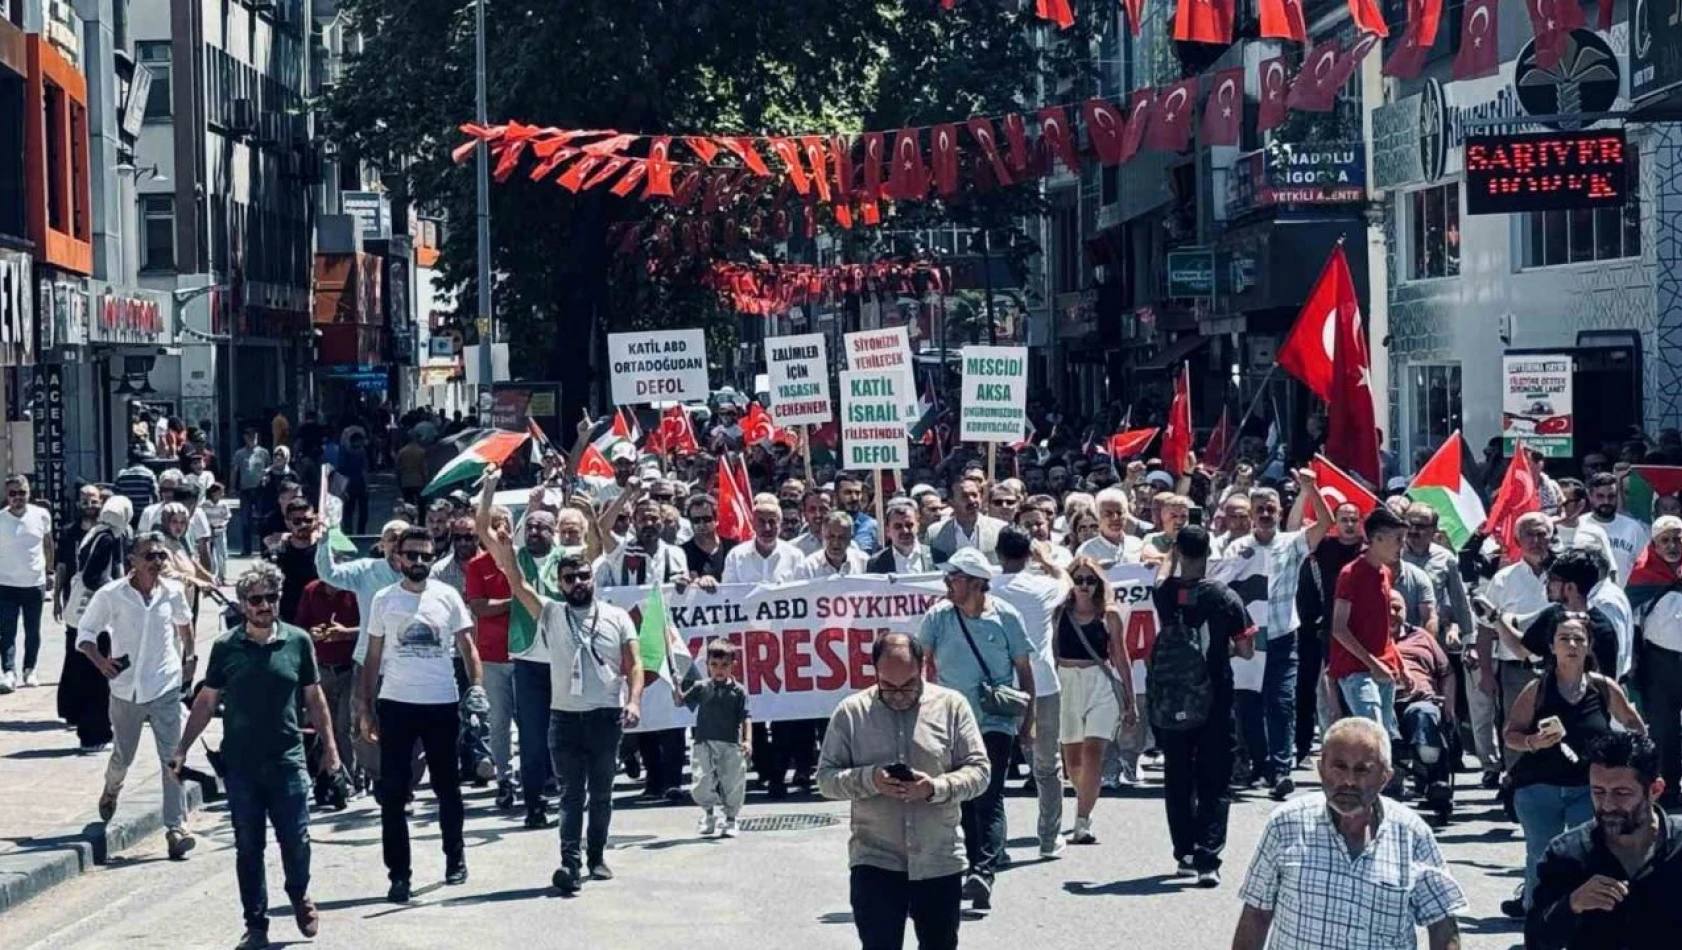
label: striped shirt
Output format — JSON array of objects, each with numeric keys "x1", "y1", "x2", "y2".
[{"x1": 113, "y1": 465, "x2": 159, "y2": 522}]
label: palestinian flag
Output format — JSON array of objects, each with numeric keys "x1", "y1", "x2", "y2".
[
  {"x1": 1406, "y1": 431, "x2": 1488, "y2": 549},
  {"x1": 909, "y1": 376, "x2": 939, "y2": 442},
  {"x1": 424, "y1": 429, "x2": 531, "y2": 496},
  {"x1": 635, "y1": 582, "x2": 694, "y2": 685},
  {"x1": 592, "y1": 408, "x2": 641, "y2": 455},
  {"x1": 1625, "y1": 543, "x2": 1682, "y2": 615},
  {"x1": 1626, "y1": 466, "x2": 1682, "y2": 523}
]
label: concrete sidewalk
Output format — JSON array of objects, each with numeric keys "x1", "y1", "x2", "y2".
[{"x1": 0, "y1": 565, "x2": 247, "y2": 915}]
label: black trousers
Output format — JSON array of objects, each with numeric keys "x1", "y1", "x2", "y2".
[
  {"x1": 1295, "y1": 627, "x2": 1324, "y2": 760},
  {"x1": 849, "y1": 866, "x2": 961, "y2": 950},
  {"x1": 58, "y1": 628, "x2": 112, "y2": 746},
  {"x1": 636, "y1": 727, "x2": 687, "y2": 795},
  {"x1": 1160, "y1": 717, "x2": 1235, "y2": 872},
  {"x1": 549, "y1": 708, "x2": 623, "y2": 869},
  {"x1": 765, "y1": 719, "x2": 819, "y2": 787},
  {"x1": 376, "y1": 700, "x2": 464, "y2": 883},
  {"x1": 959, "y1": 731, "x2": 1013, "y2": 885}
]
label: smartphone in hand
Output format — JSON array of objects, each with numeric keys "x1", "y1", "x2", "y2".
[{"x1": 884, "y1": 762, "x2": 916, "y2": 783}]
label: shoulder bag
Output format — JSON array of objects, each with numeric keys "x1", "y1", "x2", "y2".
[{"x1": 954, "y1": 609, "x2": 1031, "y2": 718}]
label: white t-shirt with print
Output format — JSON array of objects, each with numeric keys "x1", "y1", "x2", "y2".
[{"x1": 367, "y1": 580, "x2": 474, "y2": 704}]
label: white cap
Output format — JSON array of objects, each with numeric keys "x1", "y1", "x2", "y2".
[
  {"x1": 1654, "y1": 515, "x2": 1682, "y2": 538},
  {"x1": 609, "y1": 443, "x2": 636, "y2": 462},
  {"x1": 940, "y1": 547, "x2": 994, "y2": 580}
]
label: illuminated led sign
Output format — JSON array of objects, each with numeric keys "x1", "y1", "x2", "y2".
[{"x1": 1463, "y1": 129, "x2": 1627, "y2": 215}]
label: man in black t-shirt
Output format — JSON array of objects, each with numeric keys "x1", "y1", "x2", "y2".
[
  {"x1": 272, "y1": 500, "x2": 321, "y2": 624},
  {"x1": 1152, "y1": 526, "x2": 1255, "y2": 888},
  {"x1": 1514, "y1": 548, "x2": 1620, "y2": 676}
]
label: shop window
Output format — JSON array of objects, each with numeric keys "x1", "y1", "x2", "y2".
[
  {"x1": 1407, "y1": 364, "x2": 1462, "y2": 462},
  {"x1": 1407, "y1": 183, "x2": 1460, "y2": 280},
  {"x1": 138, "y1": 42, "x2": 171, "y2": 118},
  {"x1": 141, "y1": 195, "x2": 175, "y2": 270},
  {"x1": 1523, "y1": 151, "x2": 1641, "y2": 267}
]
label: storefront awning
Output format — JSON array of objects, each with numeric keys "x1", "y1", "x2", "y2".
[{"x1": 1137, "y1": 333, "x2": 1211, "y2": 372}]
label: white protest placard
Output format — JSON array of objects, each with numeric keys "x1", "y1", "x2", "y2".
[
  {"x1": 843, "y1": 326, "x2": 919, "y2": 426},
  {"x1": 959, "y1": 345, "x2": 1029, "y2": 443},
  {"x1": 607, "y1": 328, "x2": 709, "y2": 406},
  {"x1": 1502, "y1": 354, "x2": 1574, "y2": 459},
  {"x1": 765, "y1": 333, "x2": 833, "y2": 426},
  {"x1": 839, "y1": 370, "x2": 908, "y2": 470}
]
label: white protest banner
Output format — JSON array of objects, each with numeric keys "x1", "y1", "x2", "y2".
[
  {"x1": 765, "y1": 333, "x2": 833, "y2": 426},
  {"x1": 843, "y1": 326, "x2": 918, "y2": 423},
  {"x1": 1501, "y1": 354, "x2": 1573, "y2": 459},
  {"x1": 959, "y1": 345, "x2": 1030, "y2": 443},
  {"x1": 605, "y1": 565, "x2": 1164, "y2": 733},
  {"x1": 839, "y1": 369, "x2": 908, "y2": 470},
  {"x1": 607, "y1": 328, "x2": 709, "y2": 405}
]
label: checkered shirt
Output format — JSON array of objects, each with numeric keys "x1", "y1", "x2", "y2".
[
  {"x1": 1221, "y1": 529, "x2": 1310, "y2": 638},
  {"x1": 1239, "y1": 794, "x2": 1467, "y2": 949}
]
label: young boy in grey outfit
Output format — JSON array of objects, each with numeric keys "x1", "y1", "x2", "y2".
[{"x1": 673, "y1": 639, "x2": 752, "y2": 837}]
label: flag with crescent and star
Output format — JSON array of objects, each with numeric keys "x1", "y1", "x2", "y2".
[
  {"x1": 1348, "y1": 0, "x2": 1390, "y2": 36},
  {"x1": 1453, "y1": 0, "x2": 1501, "y2": 79},
  {"x1": 1037, "y1": 106, "x2": 1081, "y2": 173},
  {"x1": 1257, "y1": 54, "x2": 1293, "y2": 132},
  {"x1": 967, "y1": 116, "x2": 1014, "y2": 185},
  {"x1": 1286, "y1": 40, "x2": 1346, "y2": 112},
  {"x1": 1084, "y1": 98, "x2": 1128, "y2": 165},
  {"x1": 1147, "y1": 80, "x2": 1198, "y2": 152},
  {"x1": 1174, "y1": 0, "x2": 1235, "y2": 44},
  {"x1": 885, "y1": 128, "x2": 928, "y2": 202},
  {"x1": 1526, "y1": 0, "x2": 1585, "y2": 69},
  {"x1": 1259, "y1": 0, "x2": 1308, "y2": 40},
  {"x1": 930, "y1": 124, "x2": 960, "y2": 195},
  {"x1": 1326, "y1": 32, "x2": 1383, "y2": 92},
  {"x1": 1320, "y1": 244, "x2": 1381, "y2": 487},
  {"x1": 1118, "y1": 89, "x2": 1156, "y2": 164},
  {"x1": 1383, "y1": 0, "x2": 1443, "y2": 79},
  {"x1": 1201, "y1": 69, "x2": 1245, "y2": 146}
]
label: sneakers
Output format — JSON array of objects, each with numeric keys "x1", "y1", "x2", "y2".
[
  {"x1": 524, "y1": 808, "x2": 553, "y2": 829},
  {"x1": 1270, "y1": 777, "x2": 1297, "y2": 802},
  {"x1": 720, "y1": 818, "x2": 739, "y2": 838},
  {"x1": 0, "y1": 670, "x2": 14, "y2": 693},
  {"x1": 495, "y1": 781, "x2": 517, "y2": 811},
  {"x1": 588, "y1": 860, "x2": 614, "y2": 881},
  {"x1": 1071, "y1": 817, "x2": 1097, "y2": 845},
  {"x1": 475, "y1": 758, "x2": 497, "y2": 782},
  {"x1": 98, "y1": 789, "x2": 118, "y2": 822},
  {"x1": 552, "y1": 866, "x2": 580, "y2": 895},
  {"x1": 387, "y1": 879, "x2": 412, "y2": 903},
  {"x1": 664, "y1": 787, "x2": 688, "y2": 804},
  {"x1": 699, "y1": 810, "x2": 719, "y2": 836},
  {"x1": 291, "y1": 896, "x2": 319, "y2": 937},
  {"x1": 22, "y1": 668, "x2": 38, "y2": 687},
  {"x1": 1175, "y1": 856, "x2": 1197, "y2": 878},
  {"x1": 166, "y1": 829, "x2": 196, "y2": 860},
  {"x1": 445, "y1": 858, "x2": 468, "y2": 885},
  {"x1": 1039, "y1": 838, "x2": 1067, "y2": 859},
  {"x1": 235, "y1": 927, "x2": 270, "y2": 950},
  {"x1": 1196, "y1": 869, "x2": 1221, "y2": 888},
  {"x1": 962, "y1": 874, "x2": 992, "y2": 911},
  {"x1": 78, "y1": 742, "x2": 109, "y2": 755},
  {"x1": 1481, "y1": 770, "x2": 1504, "y2": 790}
]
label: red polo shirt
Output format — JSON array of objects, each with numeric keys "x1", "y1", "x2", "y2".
[
  {"x1": 1328, "y1": 555, "x2": 1402, "y2": 680},
  {"x1": 463, "y1": 551, "x2": 511, "y2": 663}
]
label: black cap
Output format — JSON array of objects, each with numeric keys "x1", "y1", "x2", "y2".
[{"x1": 1174, "y1": 524, "x2": 1211, "y2": 560}]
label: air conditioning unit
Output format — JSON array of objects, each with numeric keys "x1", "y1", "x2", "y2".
[{"x1": 229, "y1": 97, "x2": 256, "y2": 136}]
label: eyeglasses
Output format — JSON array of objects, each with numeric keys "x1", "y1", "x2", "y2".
[
  {"x1": 400, "y1": 550, "x2": 435, "y2": 563},
  {"x1": 140, "y1": 551, "x2": 169, "y2": 562},
  {"x1": 558, "y1": 572, "x2": 586, "y2": 584},
  {"x1": 1072, "y1": 576, "x2": 1101, "y2": 587},
  {"x1": 244, "y1": 593, "x2": 280, "y2": 606},
  {"x1": 6, "y1": 490, "x2": 25, "y2": 498},
  {"x1": 451, "y1": 534, "x2": 477, "y2": 543}
]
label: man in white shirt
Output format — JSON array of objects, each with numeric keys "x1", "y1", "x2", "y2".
[
  {"x1": 867, "y1": 498, "x2": 935, "y2": 574},
  {"x1": 1478, "y1": 511, "x2": 1554, "y2": 772},
  {"x1": 0, "y1": 475, "x2": 53, "y2": 690},
  {"x1": 1013, "y1": 504, "x2": 1071, "y2": 573},
  {"x1": 1553, "y1": 478, "x2": 1618, "y2": 581},
  {"x1": 360, "y1": 527, "x2": 485, "y2": 903},
  {"x1": 1077, "y1": 488, "x2": 1144, "y2": 566},
  {"x1": 722, "y1": 495, "x2": 804, "y2": 584},
  {"x1": 76, "y1": 531, "x2": 197, "y2": 859},
  {"x1": 929, "y1": 476, "x2": 1008, "y2": 565},
  {"x1": 791, "y1": 489, "x2": 833, "y2": 557},
  {"x1": 1634, "y1": 517, "x2": 1682, "y2": 803},
  {"x1": 796, "y1": 512, "x2": 869, "y2": 579},
  {"x1": 1587, "y1": 472, "x2": 1649, "y2": 583},
  {"x1": 991, "y1": 526, "x2": 1071, "y2": 859},
  {"x1": 485, "y1": 534, "x2": 642, "y2": 895}
]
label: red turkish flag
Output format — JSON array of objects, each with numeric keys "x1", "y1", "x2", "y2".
[
  {"x1": 1175, "y1": 0, "x2": 1234, "y2": 43},
  {"x1": 1304, "y1": 455, "x2": 1380, "y2": 525},
  {"x1": 715, "y1": 457, "x2": 752, "y2": 542},
  {"x1": 720, "y1": 137, "x2": 772, "y2": 176},
  {"x1": 1122, "y1": 0, "x2": 1145, "y2": 33},
  {"x1": 861, "y1": 132, "x2": 885, "y2": 202},
  {"x1": 642, "y1": 137, "x2": 676, "y2": 197},
  {"x1": 1203, "y1": 407, "x2": 1234, "y2": 467},
  {"x1": 967, "y1": 116, "x2": 1014, "y2": 185},
  {"x1": 1259, "y1": 0, "x2": 1307, "y2": 40},
  {"x1": 1118, "y1": 89, "x2": 1155, "y2": 164},
  {"x1": 608, "y1": 162, "x2": 648, "y2": 197},
  {"x1": 1348, "y1": 0, "x2": 1390, "y2": 36},
  {"x1": 1037, "y1": 106, "x2": 1080, "y2": 173},
  {"x1": 1527, "y1": 0, "x2": 1585, "y2": 69},
  {"x1": 1162, "y1": 364, "x2": 1194, "y2": 476},
  {"x1": 768, "y1": 138, "x2": 811, "y2": 195},
  {"x1": 1599, "y1": 0, "x2": 1615, "y2": 30},
  {"x1": 801, "y1": 137, "x2": 831, "y2": 203},
  {"x1": 1485, "y1": 446, "x2": 1543, "y2": 559},
  {"x1": 1326, "y1": 32, "x2": 1382, "y2": 92},
  {"x1": 1453, "y1": 0, "x2": 1500, "y2": 79},
  {"x1": 1286, "y1": 40, "x2": 1345, "y2": 112},
  {"x1": 1147, "y1": 80, "x2": 1197, "y2": 152},
  {"x1": 683, "y1": 136, "x2": 719, "y2": 164},
  {"x1": 1257, "y1": 55, "x2": 1293, "y2": 132},
  {"x1": 1384, "y1": 0, "x2": 1443, "y2": 79},
  {"x1": 1034, "y1": 0, "x2": 1076, "y2": 28},
  {"x1": 1084, "y1": 99, "x2": 1128, "y2": 165},
  {"x1": 1002, "y1": 113, "x2": 1031, "y2": 174},
  {"x1": 1200, "y1": 69, "x2": 1245, "y2": 146},
  {"x1": 658, "y1": 405, "x2": 700, "y2": 455},
  {"x1": 832, "y1": 135, "x2": 855, "y2": 201},
  {"x1": 1279, "y1": 243, "x2": 1351, "y2": 401},
  {"x1": 742, "y1": 402, "x2": 775, "y2": 446},
  {"x1": 886, "y1": 128, "x2": 928, "y2": 201},
  {"x1": 1107, "y1": 427, "x2": 1161, "y2": 459},
  {"x1": 1324, "y1": 252, "x2": 1381, "y2": 488},
  {"x1": 930, "y1": 124, "x2": 960, "y2": 195}
]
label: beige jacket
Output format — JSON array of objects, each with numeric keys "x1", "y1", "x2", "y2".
[{"x1": 816, "y1": 683, "x2": 990, "y2": 881}]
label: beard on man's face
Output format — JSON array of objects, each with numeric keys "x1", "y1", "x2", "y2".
[
  {"x1": 565, "y1": 582, "x2": 594, "y2": 607},
  {"x1": 402, "y1": 562, "x2": 431, "y2": 582}
]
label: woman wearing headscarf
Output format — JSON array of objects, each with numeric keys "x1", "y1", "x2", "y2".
[{"x1": 56, "y1": 496, "x2": 132, "y2": 752}]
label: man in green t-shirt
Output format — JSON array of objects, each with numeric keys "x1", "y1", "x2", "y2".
[{"x1": 173, "y1": 562, "x2": 340, "y2": 950}]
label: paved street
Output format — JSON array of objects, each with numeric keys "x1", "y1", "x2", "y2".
[{"x1": 4, "y1": 694, "x2": 1534, "y2": 950}]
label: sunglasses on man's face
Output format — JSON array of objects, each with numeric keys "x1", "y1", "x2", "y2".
[
  {"x1": 558, "y1": 571, "x2": 586, "y2": 585},
  {"x1": 289, "y1": 518, "x2": 311, "y2": 528},
  {"x1": 245, "y1": 593, "x2": 280, "y2": 606},
  {"x1": 451, "y1": 534, "x2": 477, "y2": 543},
  {"x1": 140, "y1": 550, "x2": 169, "y2": 562},
  {"x1": 6, "y1": 490, "x2": 25, "y2": 498},
  {"x1": 400, "y1": 550, "x2": 435, "y2": 563}
]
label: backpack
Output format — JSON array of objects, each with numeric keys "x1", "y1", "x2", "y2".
[{"x1": 1148, "y1": 591, "x2": 1214, "y2": 733}]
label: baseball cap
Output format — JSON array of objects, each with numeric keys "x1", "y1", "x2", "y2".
[
  {"x1": 609, "y1": 443, "x2": 636, "y2": 462},
  {"x1": 1655, "y1": 515, "x2": 1682, "y2": 538},
  {"x1": 1145, "y1": 471, "x2": 1174, "y2": 489},
  {"x1": 940, "y1": 547, "x2": 994, "y2": 580}
]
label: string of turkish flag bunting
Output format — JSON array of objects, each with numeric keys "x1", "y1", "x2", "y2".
[{"x1": 706, "y1": 261, "x2": 952, "y2": 316}]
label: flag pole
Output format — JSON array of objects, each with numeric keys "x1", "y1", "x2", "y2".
[
  {"x1": 874, "y1": 468, "x2": 886, "y2": 528},
  {"x1": 801, "y1": 424, "x2": 814, "y2": 483},
  {"x1": 1225, "y1": 363, "x2": 1281, "y2": 468},
  {"x1": 986, "y1": 442, "x2": 996, "y2": 483}
]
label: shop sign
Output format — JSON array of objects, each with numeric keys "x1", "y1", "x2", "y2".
[
  {"x1": 1502, "y1": 354, "x2": 1574, "y2": 458},
  {"x1": 0, "y1": 249, "x2": 31, "y2": 365},
  {"x1": 1166, "y1": 249, "x2": 1216, "y2": 298},
  {"x1": 1256, "y1": 143, "x2": 1367, "y2": 204},
  {"x1": 1633, "y1": 0, "x2": 1682, "y2": 101},
  {"x1": 1371, "y1": 68, "x2": 1526, "y2": 190},
  {"x1": 31, "y1": 364, "x2": 65, "y2": 520},
  {"x1": 1464, "y1": 129, "x2": 1629, "y2": 215},
  {"x1": 92, "y1": 291, "x2": 169, "y2": 345}
]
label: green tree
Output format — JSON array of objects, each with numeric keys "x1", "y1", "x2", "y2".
[{"x1": 324, "y1": 0, "x2": 1058, "y2": 421}]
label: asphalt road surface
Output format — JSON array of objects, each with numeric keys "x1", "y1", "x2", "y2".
[{"x1": 4, "y1": 755, "x2": 1532, "y2": 950}]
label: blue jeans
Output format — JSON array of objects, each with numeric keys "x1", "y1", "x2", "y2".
[
  {"x1": 1261, "y1": 631, "x2": 1299, "y2": 781},
  {"x1": 1337, "y1": 672, "x2": 1400, "y2": 739},
  {"x1": 1234, "y1": 690, "x2": 1267, "y2": 781},
  {"x1": 1513, "y1": 783, "x2": 1593, "y2": 906},
  {"x1": 1400, "y1": 700, "x2": 1444, "y2": 753},
  {"x1": 514, "y1": 659, "x2": 553, "y2": 812},
  {"x1": 224, "y1": 767, "x2": 312, "y2": 932}
]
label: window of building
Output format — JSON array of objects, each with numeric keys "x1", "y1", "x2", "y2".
[
  {"x1": 1407, "y1": 363, "x2": 1463, "y2": 462},
  {"x1": 1407, "y1": 182, "x2": 1461, "y2": 280},
  {"x1": 137, "y1": 42, "x2": 170, "y2": 118},
  {"x1": 1050, "y1": 203, "x2": 1079, "y2": 296},
  {"x1": 141, "y1": 195, "x2": 175, "y2": 270},
  {"x1": 1523, "y1": 151, "x2": 1641, "y2": 267},
  {"x1": 43, "y1": 81, "x2": 65, "y2": 233}
]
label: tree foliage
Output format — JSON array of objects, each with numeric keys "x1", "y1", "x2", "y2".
[{"x1": 325, "y1": 0, "x2": 1062, "y2": 417}]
